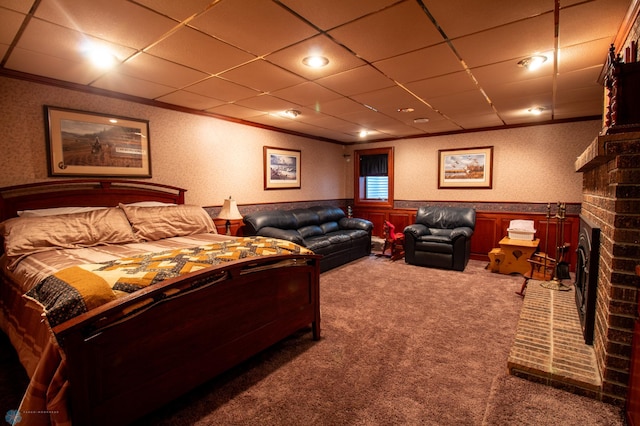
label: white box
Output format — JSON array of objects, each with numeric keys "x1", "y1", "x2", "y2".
[
  {"x1": 508, "y1": 230, "x2": 535, "y2": 240},
  {"x1": 508, "y1": 220, "x2": 536, "y2": 240}
]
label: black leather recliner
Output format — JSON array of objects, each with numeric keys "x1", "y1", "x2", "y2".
[{"x1": 403, "y1": 206, "x2": 476, "y2": 271}]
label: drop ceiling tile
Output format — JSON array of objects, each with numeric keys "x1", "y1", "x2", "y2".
[
  {"x1": 0, "y1": 44, "x2": 8, "y2": 57},
  {"x1": 206, "y1": 103, "x2": 265, "y2": 119},
  {"x1": 558, "y1": 0, "x2": 631, "y2": 48},
  {"x1": 373, "y1": 122, "x2": 425, "y2": 137},
  {"x1": 483, "y1": 76, "x2": 553, "y2": 100},
  {"x1": 234, "y1": 94, "x2": 301, "y2": 114},
  {"x1": 156, "y1": 90, "x2": 226, "y2": 110},
  {"x1": 219, "y1": 60, "x2": 306, "y2": 93},
  {"x1": 374, "y1": 42, "x2": 464, "y2": 83},
  {"x1": 265, "y1": 34, "x2": 365, "y2": 80},
  {"x1": 453, "y1": 113, "x2": 504, "y2": 129},
  {"x1": 424, "y1": 0, "x2": 554, "y2": 39},
  {"x1": 132, "y1": 0, "x2": 214, "y2": 21},
  {"x1": 413, "y1": 118, "x2": 463, "y2": 134},
  {"x1": 117, "y1": 53, "x2": 209, "y2": 88},
  {"x1": 317, "y1": 97, "x2": 373, "y2": 116},
  {"x1": 351, "y1": 86, "x2": 426, "y2": 116},
  {"x1": 278, "y1": 0, "x2": 399, "y2": 31},
  {"x1": 558, "y1": 38, "x2": 613, "y2": 73},
  {"x1": 296, "y1": 113, "x2": 361, "y2": 132},
  {"x1": 315, "y1": 65, "x2": 395, "y2": 96},
  {"x1": 190, "y1": 0, "x2": 318, "y2": 56},
  {"x1": 556, "y1": 66, "x2": 603, "y2": 92},
  {"x1": 0, "y1": 8, "x2": 24, "y2": 44},
  {"x1": 271, "y1": 82, "x2": 342, "y2": 107},
  {"x1": 555, "y1": 85, "x2": 604, "y2": 105},
  {"x1": 471, "y1": 58, "x2": 553, "y2": 89},
  {"x1": 328, "y1": 1, "x2": 444, "y2": 62},
  {"x1": 2, "y1": 0, "x2": 36, "y2": 13},
  {"x1": 5, "y1": 47, "x2": 106, "y2": 84},
  {"x1": 147, "y1": 26, "x2": 256, "y2": 75},
  {"x1": 490, "y1": 91, "x2": 553, "y2": 113},
  {"x1": 405, "y1": 72, "x2": 478, "y2": 100},
  {"x1": 452, "y1": 13, "x2": 555, "y2": 68},
  {"x1": 91, "y1": 72, "x2": 176, "y2": 99},
  {"x1": 554, "y1": 99, "x2": 603, "y2": 119},
  {"x1": 34, "y1": 0, "x2": 177, "y2": 49},
  {"x1": 501, "y1": 109, "x2": 553, "y2": 125},
  {"x1": 185, "y1": 77, "x2": 260, "y2": 102},
  {"x1": 14, "y1": 18, "x2": 136, "y2": 65},
  {"x1": 427, "y1": 90, "x2": 495, "y2": 117}
]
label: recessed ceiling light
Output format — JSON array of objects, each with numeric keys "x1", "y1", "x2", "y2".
[
  {"x1": 528, "y1": 107, "x2": 544, "y2": 115},
  {"x1": 359, "y1": 130, "x2": 368, "y2": 138},
  {"x1": 83, "y1": 44, "x2": 117, "y2": 69},
  {"x1": 281, "y1": 109, "x2": 301, "y2": 118},
  {"x1": 397, "y1": 107, "x2": 415, "y2": 113},
  {"x1": 413, "y1": 118, "x2": 430, "y2": 123},
  {"x1": 517, "y1": 55, "x2": 547, "y2": 71},
  {"x1": 302, "y1": 56, "x2": 329, "y2": 68}
]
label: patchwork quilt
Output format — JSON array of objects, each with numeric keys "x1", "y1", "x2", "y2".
[{"x1": 25, "y1": 236, "x2": 313, "y2": 327}]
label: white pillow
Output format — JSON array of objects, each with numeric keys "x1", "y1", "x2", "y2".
[
  {"x1": 18, "y1": 206, "x2": 107, "y2": 217},
  {"x1": 120, "y1": 201, "x2": 177, "y2": 207}
]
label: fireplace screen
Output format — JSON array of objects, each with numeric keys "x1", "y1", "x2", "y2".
[{"x1": 574, "y1": 215, "x2": 600, "y2": 345}]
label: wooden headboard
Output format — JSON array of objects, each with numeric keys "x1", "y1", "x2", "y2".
[{"x1": 0, "y1": 180, "x2": 186, "y2": 221}]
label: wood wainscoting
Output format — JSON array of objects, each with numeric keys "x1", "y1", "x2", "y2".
[{"x1": 353, "y1": 206, "x2": 579, "y2": 272}]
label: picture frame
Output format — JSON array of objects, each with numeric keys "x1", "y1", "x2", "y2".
[
  {"x1": 438, "y1": 146, "x2": 493, "y2": 189},
  {"x1": 263, "y1": 146, "x2": 301, "y2": 190},
  {"x1": 45, "y1": 106, "x2": 151, "y2": 177}
]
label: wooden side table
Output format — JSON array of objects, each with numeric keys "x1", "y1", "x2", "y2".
[{"x1": 497, "y1": 237, "x2": 540, "y2": 275}]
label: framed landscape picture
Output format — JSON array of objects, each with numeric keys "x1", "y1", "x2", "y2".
[
  {"x1": 263, "y1": 146, "x2": 301, "y2": 190},
  {"x1": 438, "y1": 146, "x2": 493, "y2": 189},
  {"x1": 45, "y1": 106, "x2": 151, "y2": 177}
]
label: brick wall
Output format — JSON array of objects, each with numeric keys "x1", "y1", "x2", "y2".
[{"x1": 578, "y1": 132, "x2": 640, "y2": 404}]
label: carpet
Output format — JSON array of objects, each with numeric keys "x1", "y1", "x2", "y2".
[
  {"x1": 482, "y1": 374, "x2": 624, "y2": 425},
  {"x1": 0, "y1": 255, "x2": 627, "y2": 425}
]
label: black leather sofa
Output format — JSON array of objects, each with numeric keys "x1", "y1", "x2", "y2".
[
  {"x1": 403, "y1": 206, "x2": 476, "y2": 271},
  {"x1": 243, "y1": 206, "x2": 373, "y2": 272}
]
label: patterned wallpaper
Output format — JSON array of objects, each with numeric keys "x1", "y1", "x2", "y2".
[{"x1": 0, "y1": 76, "x2": 601, "y2": 209}]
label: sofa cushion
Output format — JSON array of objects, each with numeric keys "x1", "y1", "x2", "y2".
[
  {"x1": 309, "y1": 206, "x2": 345, "y2": 223},
  {"x1": 256, "y1": 227, "x2": 304, "y2": 245},
  {"x1": 299, "y1": 225, "x2": 324, "y2": 238},
  {"x1": 304, "y1": 237, "x2": 331, "y2": 251},
  {"x1": 291, "y1": 209, "x2": 320, "y2": 227},
  {"x1": 339, "y1": 229, "x2": 370, "y2": 240},
  {"x1": 320, "y1": 222, "x2": 339, "y2": 234},
  {"x1": 243, "y1": 210, "x2": 297, "y2": 233}
]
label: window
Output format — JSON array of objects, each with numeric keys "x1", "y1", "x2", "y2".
[{"x1": 354, "y1": 147, "x2": 394, "y2": 209}]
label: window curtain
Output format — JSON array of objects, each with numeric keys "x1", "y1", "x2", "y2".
[{"x1": 359, "y1": 154, "x2": 388, "y2": 176}]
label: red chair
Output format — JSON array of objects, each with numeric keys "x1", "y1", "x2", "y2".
[{"x1": 382, "y1": 220, "x2": 405, "y2": 261}]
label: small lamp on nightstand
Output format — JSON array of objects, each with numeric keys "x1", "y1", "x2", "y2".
[{"x1": 217, "y1": 196, "x2": 243, "y2": 235}]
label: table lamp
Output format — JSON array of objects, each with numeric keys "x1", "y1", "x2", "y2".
[{"x1": 217, "y1": 196, "x2": 243, "y2": 235}]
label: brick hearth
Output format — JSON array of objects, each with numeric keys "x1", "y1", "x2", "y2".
[{"x1": 508, "y1": 280, "x2": 602, "y2": 398}]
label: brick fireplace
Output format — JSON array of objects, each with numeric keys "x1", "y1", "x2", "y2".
[{"x1": 575, "y1": 131, "x2": 640, "y2": 404}]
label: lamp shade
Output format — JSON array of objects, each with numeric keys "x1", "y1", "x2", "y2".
[{"x1": 218, "y1": 197, "x2": 243, "y2": 220}]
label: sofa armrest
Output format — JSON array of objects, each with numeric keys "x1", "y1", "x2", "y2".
[
  {"x1": 450, "y1": 227, "x2": 474, "y2": 239},
  {"x1": 403, "y1": 224, "x2": 430, "y2": 239},
  {"x1": 257, "y1": 227, "x2": 304, "y2": 246},
  {"x1": 339, "y1": 217, "x2": 373, "y2": 232}
]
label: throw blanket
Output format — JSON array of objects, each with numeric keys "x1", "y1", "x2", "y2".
[{"x1": 26, "y1": 237, "x2": 312, "y2": 327}]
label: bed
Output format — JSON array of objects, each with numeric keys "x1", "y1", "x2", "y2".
[{"x1": 0, "y1": 179, "x2": 321, "y2": 425}]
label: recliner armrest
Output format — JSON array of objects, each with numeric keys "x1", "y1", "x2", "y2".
[
  {"x1": 404, "y1": 224, "x2": 430, "y2": 239},
  {"x1": 450, "y1": 227, "x2": 474, "y2": 239},
  {"x1": 339, "y1": 217, "x2": 373, "y2": 232}
]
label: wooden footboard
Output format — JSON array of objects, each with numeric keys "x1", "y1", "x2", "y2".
[{"x1": 52, "y1": 254, "x2": 321, "y2": 425}]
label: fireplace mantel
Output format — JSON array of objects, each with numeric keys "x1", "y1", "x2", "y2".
[{"x1": 575, "y1": 131, "x2": 640, "y2": 172}]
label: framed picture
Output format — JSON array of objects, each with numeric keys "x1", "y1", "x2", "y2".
[
  {"x1": 45, "y1": 106, "x2": 151, "y2": 177},
  {"x1": 438, "y1": 146, "x2": 493, "y2": 189},
  {"x1": 263, "y1": 146, "x2": 301, "y2": 190}
]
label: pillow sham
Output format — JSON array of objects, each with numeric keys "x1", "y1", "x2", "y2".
[
  {"x1": 18, "y1": 206, "x2": 107, "y2": 217},
  {"x1": 119, "y1": 204, "x2": 217, "y2": 241},
  {"x1": 120, "y1": 201, "x2": 177, "y2": 207},
  {"x1": 1, "y1": 208, "x2": 138, "y2": 269}
]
